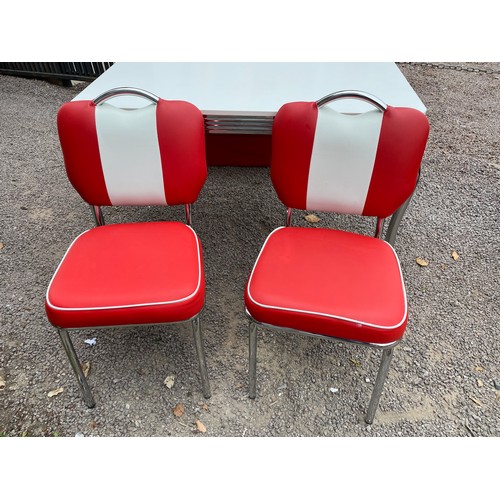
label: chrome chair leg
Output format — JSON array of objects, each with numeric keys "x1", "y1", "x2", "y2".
[
  {"x1": 365, "y1": 347, "x2": 394, "y2": 424},
  {"x1": 191, "y1": 316, "x2": 211, "y2": 399},
  {"x1": 90, "y1": 205, "x2": 105, "y2": 226},
  {"x1": 385, "y1": 197, "x2": 411, "y2": 246},
  {"x1": 58, "y1": 329, "x2": 96, "y2": 408},
  {"x1": 248, "y1": 321, "x2": 257, "y2": 399}
]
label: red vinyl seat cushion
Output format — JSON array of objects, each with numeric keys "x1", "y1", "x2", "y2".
[
  {"x1": 245, "y1": 227, "x2": 407, "y2": 345},
  {"x1": 46, "y1": 221, "x2": 205, "y2": 329}
]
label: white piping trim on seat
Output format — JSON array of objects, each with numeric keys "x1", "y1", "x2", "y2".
[
  {"x1": 46, "y1": 224, "x2": 202, "y2": 312},
  {"x1": 246, "y1": 226, "x2": 407, "y2": 330}
]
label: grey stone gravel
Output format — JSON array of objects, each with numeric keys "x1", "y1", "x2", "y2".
[{"x1": 0, "y1": 63, "x2": 498, "y2": 438}]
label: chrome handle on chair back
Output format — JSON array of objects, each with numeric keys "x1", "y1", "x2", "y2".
[
  {"x1": 93, "y1": 87, "x2": 160, "y2": 105},
  {"x1": 316, "y1": 90, "x2": 387, "y2": 111}
]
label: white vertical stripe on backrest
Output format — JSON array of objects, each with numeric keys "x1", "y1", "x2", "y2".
[
  {"x1": 306, "y1": 107, "x2": 383, "y2": 214},
  {"x1": 95, "y1": 103, "x2": 167, "y2": 205}
]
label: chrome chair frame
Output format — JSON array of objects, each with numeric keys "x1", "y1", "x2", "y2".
[
  {"x1": 248, "y1": 204, "x2": 405, "y2": 424},
  {"x1": 58, "y1": 313, "x2": 210, "y2": 408},
  {"x1": 247, "y1": 314, "x2": 397, "y2": 425}
]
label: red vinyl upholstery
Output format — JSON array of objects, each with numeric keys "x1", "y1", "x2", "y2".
[
  {"x1": 57, "y1": 99, "x2": 207, "y2": 206},
  {"x1": 45, "y1": 90, "x2": 211, "y2": 406},
  {"x1": 245, "y1": 94, "x2": 429, "y2": 422},
  {"x1": 245, "y1": 227, "x2": 407, "y2": 345},
  {"x1": 271, "y1": 102, "x2": 429, "y2": 217},
  {"x1": 46, "y1": 222, "x2": 204, "y2": 329}
]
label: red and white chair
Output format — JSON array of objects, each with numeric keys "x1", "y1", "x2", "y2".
[
  {"x1": 46, "y1": 87, "x2": 211, "y2": 407},
  {"x1": 245, "y1": 91, "x2": 429, "y2": 423}
]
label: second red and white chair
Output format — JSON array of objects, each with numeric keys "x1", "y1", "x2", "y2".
[{"x1": 245, "y1": 91, "x2": 429, "y2": 423}]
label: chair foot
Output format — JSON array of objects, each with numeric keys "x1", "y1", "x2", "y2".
[
  {"x1": 58, "y1": 329, "x2": 96, "y2": 408},
  {"x1": 365, "y1": 347, "x2": 394, "y2": 424},
  {"x1": 248, "y1": 321, "x2": 257, "y2": 399},
  {"x1": 192, "y1": 316, "x2": 211, "y2": 399}
]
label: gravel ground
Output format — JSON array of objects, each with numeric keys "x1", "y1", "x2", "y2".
[{"x1": 1, "y1": 63, "x2": 499, "y2": 442}]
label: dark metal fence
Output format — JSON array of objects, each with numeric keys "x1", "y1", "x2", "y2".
[{"x1": 0, "y1": 62, "x2": 114, "y2": 82}]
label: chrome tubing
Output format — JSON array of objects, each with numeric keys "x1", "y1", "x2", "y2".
[
  {"x1": 91, "y1": 205, "x2": 105, "y2": 226},
  {"x1": 248, "y1": 320, "x2": 258, "y2": 399},
  {"x1": 245, "y1": 312, "x2": 400, "y2": 351},
  {"x1": 184, "y1": 204, "x2": 192, "y2": 226},
  {"x1": 93, "y1": 87, "x2": 160, "y2": 106},
  {"x1": 384, "y1": 196, "x2": 412, "y2": 246},
  {"x1": 375, "y1": 217, "x2": 385, "y2": 239},
  {"x1": 246, "y1": 312, "x2": 400, "y2": 422},
  {"x1": 385, "y1": 170, "x2": 421, "y2": 246},
  {"x1": 58, "y1": 329, "x2": 96, "y2": 408},
  {"x1": 365, "y1": 347, "x2": 394, "y2": 424},
  {"x1": 316, "y1": 90, "x2": 387, "y2": 112},
  {"x1": 58, "y1": 315, "x2": 210, "y2": 405},
  {"x1": 192, "y1": 316, "x2": 211, "y2": 399}
]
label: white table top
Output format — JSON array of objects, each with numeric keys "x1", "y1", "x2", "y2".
[{"x1": 73, "y1": 62, "x2": 426, "y2": 116}]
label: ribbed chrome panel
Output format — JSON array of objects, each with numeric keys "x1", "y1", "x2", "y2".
[{"x1": 204, "y1": 115, "x2": 274, "y2": 134}]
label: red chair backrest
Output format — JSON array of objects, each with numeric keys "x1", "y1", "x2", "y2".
[
  {"x1": 57, "y1": 99, "x2": 207, "y2": 206},
  {"x1": 271, "y1": 102, "x2": 429, "y2": 218}
]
